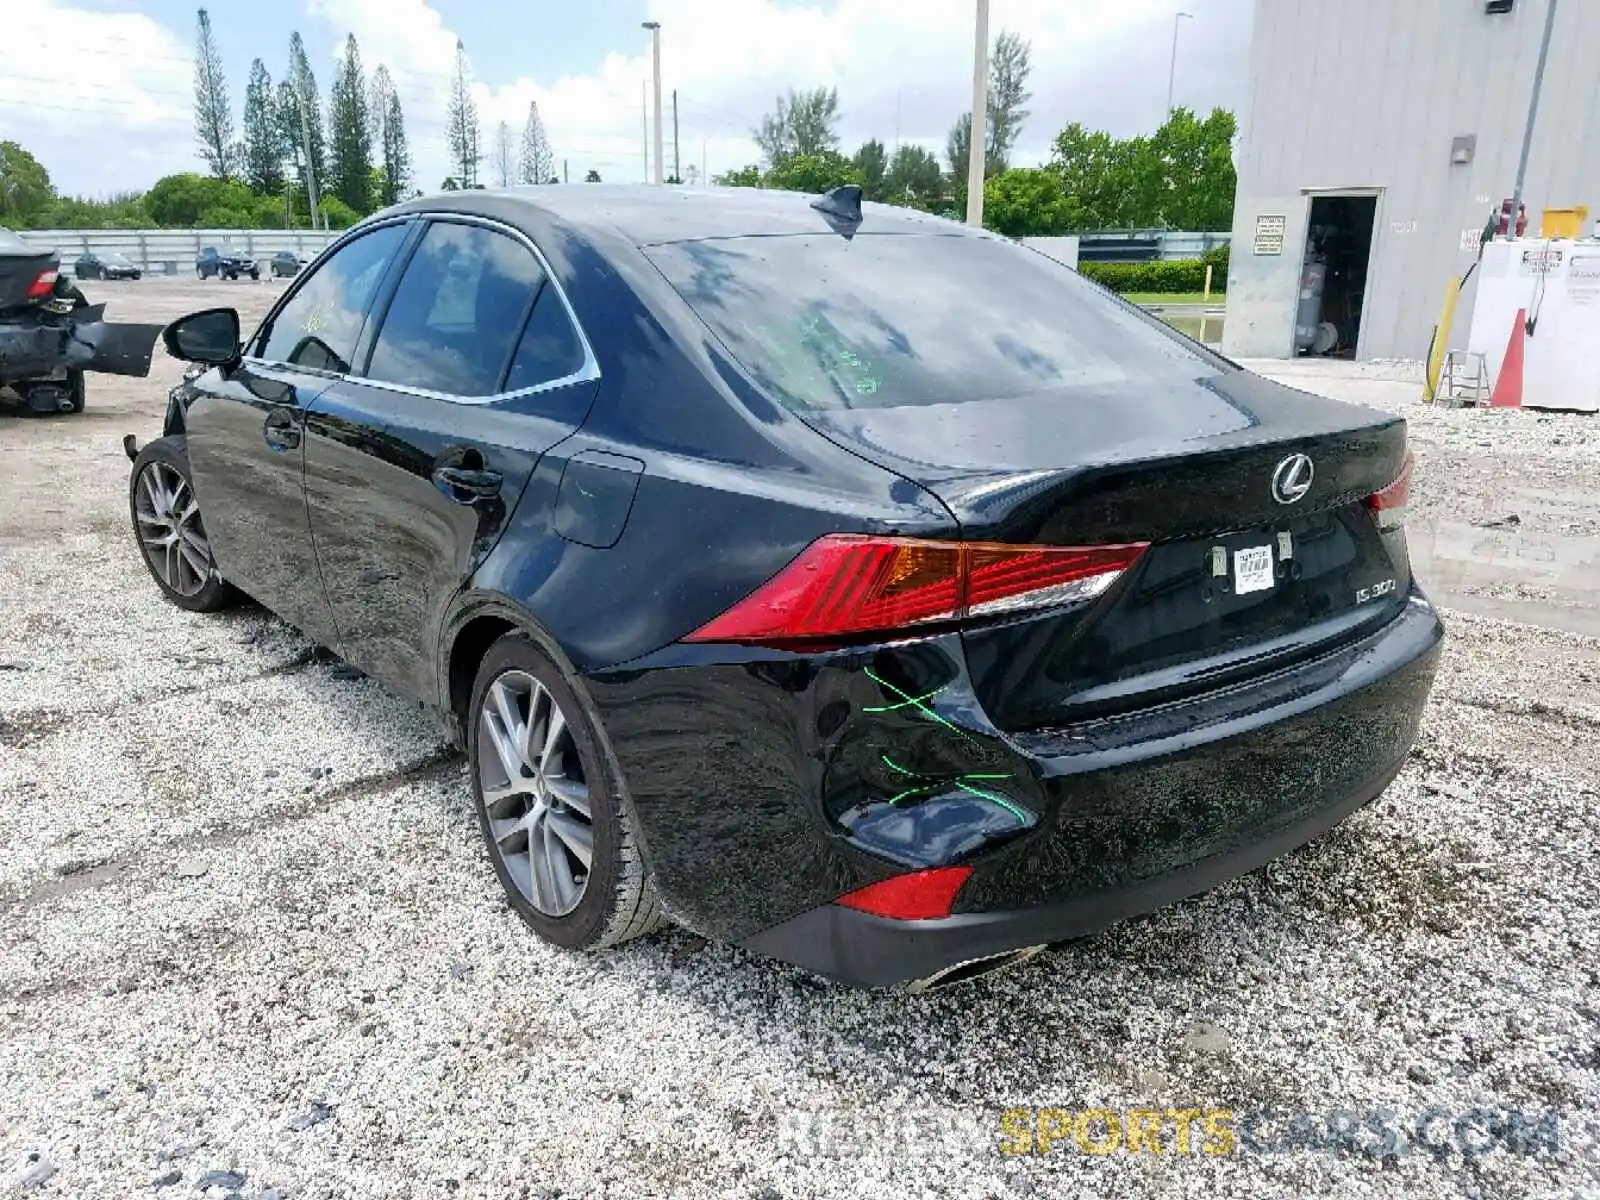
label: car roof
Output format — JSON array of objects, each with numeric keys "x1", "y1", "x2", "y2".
[{"x1": 396, "y1": 184, "x2": 972, "y2": 247}]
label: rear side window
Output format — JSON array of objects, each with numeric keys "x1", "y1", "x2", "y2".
[
  {"x1": 644, "y1": 234, "x2": 1222, "y2": 411},
  {"x1": 364, "y1": 221, "x2": 545, "y2": 397},
  {"x1": 503, "y1": 284, "x2": 587, "y2": 392},
  {"x1": 257, "y1": 223, "x2": 407, "y2": 373}
]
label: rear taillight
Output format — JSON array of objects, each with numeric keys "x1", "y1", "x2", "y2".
[
  {"x1": 1364, "y1": 452, "x2": 1413, "y2": 532},
  {"x1": 835, "y1": 866, "x2": 973, "y2": 920},
  {"x1": 682, "y1": 534, "x2": 1148, "y2": 648},
  {"x1": 25, "y1": 269, "x2": 59, "y2": 299}
]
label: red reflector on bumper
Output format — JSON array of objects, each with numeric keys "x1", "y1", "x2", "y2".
[{"x1": 835, "y1": 866, "x2": 974, "y2": 921}]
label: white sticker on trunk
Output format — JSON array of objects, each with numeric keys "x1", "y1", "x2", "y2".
[{"x1": 1234, "y1": 545, "x2": 1275, "y2": 595}]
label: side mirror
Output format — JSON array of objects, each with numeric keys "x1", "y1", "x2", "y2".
[{"x1": 162, "y1": 307, "x2": 240, "y2": 366}]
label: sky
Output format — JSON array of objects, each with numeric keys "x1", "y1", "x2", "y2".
[{"x1": 0, "y1": 0, "x2": 1255, "y2": 198}]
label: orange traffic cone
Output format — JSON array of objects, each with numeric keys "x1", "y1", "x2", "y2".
[{"x1": 1490, "y1": 307, "x2": 1526, "y2": 407}]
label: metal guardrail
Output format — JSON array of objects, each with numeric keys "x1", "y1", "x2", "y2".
[
  {"x1": 12, "y1": 229, "x2": 340, "y2": 275},
  {"x1": 1076, "y1": 230, "x2": 1232, "y2": 261},
  {"x1": 14, "y1": 227, "x2": 1230, "y2": 272}
]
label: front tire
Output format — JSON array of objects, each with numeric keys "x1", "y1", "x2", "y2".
[
  {"x1": 129, "y1": 437, "x2": 238, "y2": 613},
  {"x1": 468, "y1": 633, "x2": 664, "y2": 951}
]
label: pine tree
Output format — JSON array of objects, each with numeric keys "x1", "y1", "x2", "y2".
[
  {"x1": 518, "y1": 102, "x2": 553, "y2": 185},
  {"x1": 370, "y1": 66, "x2": 412, "y2": 207},
  {"x1": 446, "y1": 40, "x2": 481, "y2": 188},
  {"x1": 492, "y1": 121, "x2": 514, "y2": 187},
  {"x1": 328, "y1": 34, "x2": 373, "y2": 213},
  {"x1": 241, "y1": 58, "x2": 281, "y2": 195},
  {"x1": 193, "y1": 8, "x2": 235, "y2": 177},
  {"x1": 286, "y1": 32, "x2": 326, "y2": 191}
]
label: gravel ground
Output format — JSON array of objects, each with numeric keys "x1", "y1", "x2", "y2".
[{"x1": 1, "y1": 283, "x2": 1597, "y2": 1199}]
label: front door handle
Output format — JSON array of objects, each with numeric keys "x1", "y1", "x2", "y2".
[
  {"x1": 432, "y1": 465, "x2": 503, "y2": 504},
  {"x1": 262, "y1": 410, "x2": 300, "y2": 452}
]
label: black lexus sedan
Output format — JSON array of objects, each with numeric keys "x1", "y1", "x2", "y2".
[{"x1": 128, "y1": 185, "x2": 1442, "y2": 990}]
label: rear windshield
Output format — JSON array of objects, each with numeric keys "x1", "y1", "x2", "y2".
[{"x1": 644, "y1": 233, "x2": 1224, "y2": 411}]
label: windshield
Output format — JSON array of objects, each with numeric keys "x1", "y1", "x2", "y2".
[
  {"x1": 105, "y1": 253, "x2": 133, "y2": 266},
  {"x1": 644, "y1": 233, "x2": 1225, "y2": 412}
]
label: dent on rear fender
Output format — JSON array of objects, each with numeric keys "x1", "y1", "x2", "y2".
[{"x1": 587, "y1": 634, "x2": 1045, "y2": 940}]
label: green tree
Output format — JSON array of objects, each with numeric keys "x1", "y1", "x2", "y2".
[
  {"x1": 1047, "y1": 122, "x2": 1145, "y2": 228},
  {"x1": 0, "y1": 141, "x2": 54, "y2": 224},
  {"x1": 714, "y1": 164, "x2": 763, "y2": 188},
  {"x1": 987, "y1": 30, "x2": 1032, "y2": 169},
  {"x1": 370, "y1": 66, "x2": 411, "y2": 207},
  {"x1": 753, "y1": 87, "x2": 839, "y2": 167},
  {"x1": 518, "y1": 102, "x2": 553, "y2": 186},
  {"x1": 762, "y1": 151, "x2": 861, "y2": 195},
  {"x1": 851, "y1": 139, "x2": 888, "y2": 202},
  {"x1": 320, "y1": 196, "x2": 359, "y2": 227},
  {"x1": 285, "y1": 32, "x2": 326, "y2": 190},
  {"x1": 882, "y1": 144, "x2": 943, "y2": 209},
  {"x1": 948, "y1": 29, "x2": 1032, "y2": 191},
  {"x1": 144, "y1": 172, "x2": 260, "y2": 226},
  {"x1": 241, "y1": 59, "x2": 282, "y2": 195},
  {"x1": 327, "y1": 34, "x2": 373, "y2": 213},
  {"x1": 982, "y1": 168, "x2": 1068, "y2": 237},
  {"x1": 1148, "y1": 106, "x2": 1238, "y2": 230},
  {"x1": 193, "y1": 8, "x2": 236, "y2": 178},
  {"x1": 446, "y1": 40, "x2": 481, "y2": 188}
]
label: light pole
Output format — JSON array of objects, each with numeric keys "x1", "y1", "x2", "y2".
[
  {"x1": 643, "y1": 21, "x2": 664, "y2": 184},
  {"x1": 1166, "y1": 11, "x2": 1193, "y2": 118},
  {"x1": 965, "y1": 0, "x2": 990, "y2": 227},
  {"x1": 1510, "y1": 0, "x2": 1561, "y2": 235}
]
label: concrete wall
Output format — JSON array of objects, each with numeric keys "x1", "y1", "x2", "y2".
[
  {"x1": 1225, "y1": 0, "x2": 1600, "y2": 362},
  {"x1": 1021, "y1": 236, "x2": 1081, "y2": 270}
]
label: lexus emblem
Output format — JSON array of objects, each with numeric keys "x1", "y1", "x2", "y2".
[{"x1": 1271, "y1": 454, "x2": 1315, "y2": 505}]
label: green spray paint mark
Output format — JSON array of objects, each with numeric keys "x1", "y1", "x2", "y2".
[
  {"x1": 861, "y1": 667, "x2": 977, "y2": 745},
  {"x1": 878, "y1": 755, "x2": 1028, "y2": 822}
]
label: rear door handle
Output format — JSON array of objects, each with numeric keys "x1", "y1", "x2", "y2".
[
  {"x1": 432, "y1": 465, "x2": 503, "y2": 504},
  {"x1": 262, "y1": 410, "x2": 300, "y2": 451}
]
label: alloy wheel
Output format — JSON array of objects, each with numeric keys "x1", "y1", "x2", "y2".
[
  {"x1": 134, "y1": 462, "x2": 214, "y2": 597},
  {"x1": 476, "y1": 669, "x2": 594, "y2": 917}
]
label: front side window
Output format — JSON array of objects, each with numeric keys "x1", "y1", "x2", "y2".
[
  {"x1": 364, "y1": 222, "x2": 547, "y2": 397},
  {"x1": 256, "y1": 222, "x2": 408, "y2": 374}
]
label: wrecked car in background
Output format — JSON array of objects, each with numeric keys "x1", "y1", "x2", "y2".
[{"x1": 0, "y1": 227, "x2": 163, "y2": 415}]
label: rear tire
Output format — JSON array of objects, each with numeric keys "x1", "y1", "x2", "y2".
[
  {"x1": 468, "y1": 632, "x2": 665, "y2": 951},
  {"x1": 129, "y1": 437, "x2": 239, "y2": 613},
  {"x1": 64, "y1": 371, "x2": 84, "y2": 414}
]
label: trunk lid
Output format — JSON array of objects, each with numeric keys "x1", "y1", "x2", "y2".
[{"x1": 805, "y1": 370, "x2": 1412, "y2": 731}]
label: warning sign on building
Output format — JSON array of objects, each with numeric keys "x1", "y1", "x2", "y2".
[{"x1": 1253, "y1": 215, "x2": 1286, "y2": 255}]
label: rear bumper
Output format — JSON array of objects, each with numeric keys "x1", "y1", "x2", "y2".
[
  {"x1": 743, "y1": 594, "x2": 1442, "y2": 987},
  {"x1": 588, "y1": 590, "x2": 1442, "y2": 987},
  {"x1": 744, "y1": 757, "x2": 1400, "y2": 989}
]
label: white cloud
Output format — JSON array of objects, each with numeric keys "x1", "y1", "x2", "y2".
[
  {"x1": 7, "y1": 0, "x2": 1253, "y2": 198},
  {"x1": 0, "y1": 0, "x2": 195, "y2": 197},
  {"x1": 312, "y1": 0, "x2": 1254, "y2": 188}
]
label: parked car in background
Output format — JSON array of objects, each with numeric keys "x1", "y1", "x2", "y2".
[
  {"x1": 269, "y1": 250, "x2": 306, "y2": 278},
  {"x1": 128, "y1": 186, "x2": 1442, "y2": 991},
  {"x1": 74, "y1": 250, "x2": 142, "y2": 281},
  {"x1": 196, "y1": 246, "x2": 258, "y2": 281}
]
